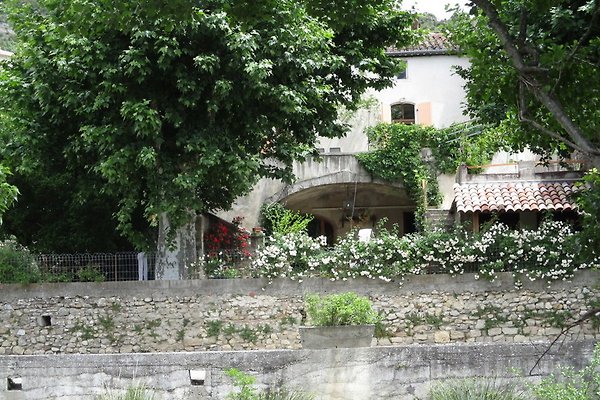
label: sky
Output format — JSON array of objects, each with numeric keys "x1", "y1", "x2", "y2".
[{"x1": 401, "y1": 0, "x2": 469, "y2": 20}]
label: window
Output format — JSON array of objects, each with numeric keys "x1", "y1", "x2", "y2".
[
  {"x1": 397, "y1": 69, "x2": 407, "y2": 79},
  {"x1": 391, "y1": 103, "x2": 415, "y2": 124}
]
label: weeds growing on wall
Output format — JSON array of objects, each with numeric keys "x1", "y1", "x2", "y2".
[
  {"x1": 225, "y1": 368, "x2": 314, "y2": 400},
  {"x1": 96, "y1": 383, "x2": 156, "y2": 400},
  {"x1": 429, "y1": 378, "x2": 529, "y2": 400}
]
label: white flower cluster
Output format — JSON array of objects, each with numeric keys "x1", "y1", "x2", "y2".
[
  {"x1": 249, "y1": 232, "x2": 326, "y2": 281},
  {"x1": 249, "y1": 220, "x2": 595, "y2": 285}
]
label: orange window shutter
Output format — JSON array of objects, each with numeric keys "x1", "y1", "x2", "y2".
[{"x1": 416, "y1": 102, "x2": 432, "y2": 126}]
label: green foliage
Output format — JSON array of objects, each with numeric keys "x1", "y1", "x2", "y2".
[
  {"x1": 473, "y1": 305, "x2": 509, "y2": 331},
  {"x1": 429, "y1": 378, "x2": 529, "y2": 400},
  {"x1": 529, "y1": 343, "x2": 600, "y2": 400},
  {"x1": 77, "y1": 265, "x2": 106, "y2": 283},
  {"x1": 96, "y1": 384, "x2": 156, "y2": 400},
  {"x1": 205, "y1": 320, "x2": 223, "y2": 337},
  {"x1": 576, "y1": 169, "x2": 600, "y2": 256},
  {"x1": 305, "y1": 292, "x2": 379, "y2": 326},
  {"x1": 225, "y1": 368, "x2": 314, "y2": 400},
  {"x1": 0, "y1": 165, "x2": 18, "y2": 224},
  {"x1": 0, "y1": 238, "x2": 40, "y2": 283},
  {"x1": 238, "y1": 325, "x2": 258, "y2": 343},
  {"x1": 356, "y1": 122, "x2": 504, "y2": 227},
  {"x1": 0, "y1": 0, "x2": 415, "y2": 249},
  {"x1": 260, "y1": 203, "x2": 314, "y2": 236},
  {"x1": 226, "y1": 368, "x2": 257, "y2": 400},
  {"x1": 445, "y1": 1, "x2": 600, "y2": 161},
  {"x1": 98, "y1": 315, "x2": 115, "y2": 331}
]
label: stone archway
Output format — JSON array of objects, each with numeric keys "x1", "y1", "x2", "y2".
[{"x1": 275, "y1": 182, "x2": 416, "y2": 241}]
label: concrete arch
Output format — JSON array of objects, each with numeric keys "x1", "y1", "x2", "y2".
[{"x1": 265, "y1": 170, "x2": 404, "y2": 205}]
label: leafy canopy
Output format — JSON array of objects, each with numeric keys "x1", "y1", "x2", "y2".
[
  {"x1": 0, "y1": 0, "x2": 415, "y2": 247},
  {"x1": 445, "y1": 0, "x2": 600, "y2": 162}
]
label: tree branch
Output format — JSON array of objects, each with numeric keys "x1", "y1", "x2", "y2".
[
  {"x1": 529, "y1": 307, "x2": 600, "y2": 375},
  {"x1": 471, "y1": 0, "x2": 600, "y2": 158},
  {"x1": 517, "y1": 81, "x2": 587, "y2": 153}
]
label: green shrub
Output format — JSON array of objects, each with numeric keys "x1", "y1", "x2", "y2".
[
  {"x1": 225, "y1": 368, "x2": 313, "y2": 400},
  {"x1": 258, "y1": 388, "x2": 314, "y2": 400},
  {"x1": 305, "y1": 292, "x2": 379, "y2": 326},
  {"x1": 259, "y1": 203, "x2": 314, "y2": 236},
  {"x1": 96, "y1": 384, "x2": 155, "y2": 400},
  {"x1": 226, "y1": 368, "x2": 258, "y2": 400},
  {"x1": 77, "y1": 265, "x2": 106, "y2": 282},
  {"x1": 529, "y1": 343, "x2": 600, "y2": 400},
  {"x1": 429, "y1": 378, "x2": 529, "y2": 400},
  {"x1": 0, "y1": 239, "x2": 40, "y2": 284}
]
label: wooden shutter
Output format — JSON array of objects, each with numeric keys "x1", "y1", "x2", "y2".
[{"x1": 416, "y1": 102, "x2": 432, "y2": 126}]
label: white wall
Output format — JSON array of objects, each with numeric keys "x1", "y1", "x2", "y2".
[{"x1": 317, "y1": 54, "x2": 471, "y2": 154}]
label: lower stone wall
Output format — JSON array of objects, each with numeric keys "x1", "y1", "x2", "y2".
[
  {"x1": 0, "y1": 271, "x2": 598, "y2": 355},
  {"x1": 0, "y1": 340, "x2": 596, "y2": 400}
]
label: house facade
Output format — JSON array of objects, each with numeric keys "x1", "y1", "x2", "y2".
[{"x1": 217, "y1": 34, "x2": 471, "y2": 242}]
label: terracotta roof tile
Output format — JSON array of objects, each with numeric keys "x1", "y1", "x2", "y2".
[
  {"x1": 387, "y1": 33, "x2": 457, "y2": 56},
  {"x1": 453, "y1": 181, "x2": 580, "y2": 213}
]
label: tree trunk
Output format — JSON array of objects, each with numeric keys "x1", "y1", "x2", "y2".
[{"x1": 155, "y1": 210, "x2": 203, "y2": 280}]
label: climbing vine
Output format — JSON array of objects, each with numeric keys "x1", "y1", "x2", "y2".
[{"x1": 356, "y1": 122, "x2": 504, "y2": 227}]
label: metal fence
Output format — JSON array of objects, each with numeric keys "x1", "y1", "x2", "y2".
[{"x1": 35, "y1": 252, "x2": 156, "y2": 282}]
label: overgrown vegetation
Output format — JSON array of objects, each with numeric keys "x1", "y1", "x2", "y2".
[
  {"x1": 305, "y1": 292, "x2": 379, "y2": 326},
  {"x1": 96, "y1": 383, "x2": 155, "y2": 400},
  {"x1": 576, "y1": 169, "x2": 600, "y2": 259},
  {"x1": 356, "y1": 122, "x2": 505, "y2": 226},
  {"x1": 429, "y1": 378, "x2": 529, "y2": 400},
  {"x1": 225, "y1": 368, "x2": 314, "y2": 400},
  {"x1": 0, "y1": 238, "x2": 39, "y2": 283},
  {"x1": 259, "y1": 203, "x2": 314, "y2": 236},
  {"x1": 529, "y1": 342, "x2": 600, "y2": 400}
]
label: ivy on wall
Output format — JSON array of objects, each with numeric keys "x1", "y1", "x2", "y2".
[{"x1": 356, "y1": 122, "x2": 504, "y2": 227}]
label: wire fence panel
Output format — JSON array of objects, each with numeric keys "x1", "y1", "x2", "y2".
[{"x1": 35, "y1": 252, "x2": 156, "y2": 282}]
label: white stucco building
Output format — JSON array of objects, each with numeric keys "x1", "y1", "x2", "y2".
[{"x1": 217, "y1": 34, "x2": 471, "y2": 242}]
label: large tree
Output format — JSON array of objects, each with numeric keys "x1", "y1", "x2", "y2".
[
  {"x1": 446, "y1": 0, "x2": 600, "y2": 166},
  {"x1": 0, "y1": 0, "x2": 414, "y2": 278}
]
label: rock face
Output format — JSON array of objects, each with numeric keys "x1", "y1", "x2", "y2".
[{"x1": 0, "y1": 272, "x2": 599, "y2": 355}]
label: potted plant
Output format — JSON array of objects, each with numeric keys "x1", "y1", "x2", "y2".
[{"x1": 299, "y1": 292, "x2": 379, "y2": 349}]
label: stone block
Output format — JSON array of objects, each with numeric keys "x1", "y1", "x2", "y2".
[{"x1": 434, "y1": 331, "x2": 450, "y2": 343}]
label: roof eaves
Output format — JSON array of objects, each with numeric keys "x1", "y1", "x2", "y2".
[{"x1": 387, "y1": 49, "x2": 457, "y2": 57}]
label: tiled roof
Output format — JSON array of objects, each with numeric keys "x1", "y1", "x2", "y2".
[
  {"x1": 387, "y1": 33, "x2": 457, "y2": 56},
  {"x1": 453, "y1": 181, "x2": 580, "y2": 213}
]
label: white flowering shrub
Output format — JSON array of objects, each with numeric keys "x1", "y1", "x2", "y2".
[
  {"x1": 250, "y1": 232, "x2": 326, "y2": 280},
  {"x1": 324, "y1": 226, "x2": 410, "y2": 282},
  {"x1": 250, "y1": 220, "x2": 595, "y2": 286}
]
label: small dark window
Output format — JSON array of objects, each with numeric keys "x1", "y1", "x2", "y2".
[
  {"x1": 480, "y1": 212, "x2": 520, "y2": 230},
  {"x1": 397, "y1": 69, "x2": 407, "y2": 79},
  {"x1": 391, "y1": 103, "x2": 415, "y2": 124},
  {"x1": 329, "y1": 147, "x2": 341, "y2": 153},
  {"x1": 189, "y1": 370, "x2": 205, "y2": 386},
  {"x1": 403, "y1": 211, "x2": 417, "y2": 234},
  {"x1": 41, "y1": 315, "x2": 52, "y2": 326},
  {"x1": 7, "y1": 377, "x2": 23, "y2": 391}
]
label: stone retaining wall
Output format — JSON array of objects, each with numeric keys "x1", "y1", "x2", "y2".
[
  {"x1": 1, "y1": 341, "x2": 597, "y2": 399},
  {"x1": 0, "y1": 271, "x2": 598, "y2": 355}
]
